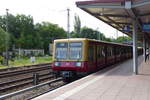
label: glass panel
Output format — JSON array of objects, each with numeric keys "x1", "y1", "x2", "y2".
[
  {"x1": 69, "y1": 42, "x2": 82, "y2": 59},
  {"x1": 107, "y1": 47, "x2": 113, "y2": 56},
  {"x1": 55, "y1": 42, "x2": 68, "y2": 59},
  {"x1": 97, "y1": 46, "x2": 105, "y2": 58}
]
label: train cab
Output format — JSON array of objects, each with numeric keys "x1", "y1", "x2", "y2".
[{"x1": 52, "y1": 38, "x2": 89, "y2": 80}]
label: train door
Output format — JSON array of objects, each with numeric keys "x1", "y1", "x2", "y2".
[
  {"x1": 88, "y1": 45, "x2": 95, "y2": 72},
  {"x1": 97, "y1": 45, "x2": 105, "y2": 69},
  {"x1": 104, "y1": 45, "x2": 107, "y2": 66},
  {"x1": 107, "y1": 46, "x2": 110, "y2": 65},
  {"x1": 112, "y1": 46, "x2": 115, "y2": 64},
  {"x1": 116, "y1": 46, "x2": 121, "y2": 62},
  {"x1": 120, "y1": 47, "x2": 124, "y2": 61},
  {"x1": 114, "y1": 46, "x2": 117, "y2": 64},
  {"x1": 95, "y1": 45, "x2": 98, "y2": 69}
]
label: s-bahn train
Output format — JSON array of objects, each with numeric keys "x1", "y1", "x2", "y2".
[{"x1": 52, "y1": 38, "x2": 137, "y2": 81}]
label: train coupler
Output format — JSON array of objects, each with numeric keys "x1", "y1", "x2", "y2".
[{"x1": 61, "y1": 71, "x2": 73, "y2": 78}]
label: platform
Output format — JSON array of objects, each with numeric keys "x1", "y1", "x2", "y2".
[{"x1": 33, "y1": 56, "x2": 150, "y2": 100}]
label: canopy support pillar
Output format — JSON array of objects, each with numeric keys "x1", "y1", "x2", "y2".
[
  {"x1": 132, "y1": 19, "x2": 138, "y2": 75},
  {"x1": 143, "y1": 35, "x2": 146, "y2": 62}
]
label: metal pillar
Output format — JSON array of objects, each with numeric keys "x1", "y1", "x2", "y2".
[
  {"x1": 143, "y1": 36, "x2": 146, "y2": 62},
  {"x1": 148, "y1": 42, "x2": 150, "y2": 60},
  {"x1": 132, "y1": 19, "x2": 138, "y2": 75},
  {"x1": 67, "y1": 8, "x2": 70, "y2": 38},
  {"x1": 5, "y1": 9, "x2": 9, "y2": 66}
]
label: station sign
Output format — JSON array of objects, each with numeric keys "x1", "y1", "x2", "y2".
[
  {"x1": 123, "y1": 25, "x2": 130, "y2": 32},
  {"x1": 142, "y1": 23, "x2": 150, "y2": 31}
]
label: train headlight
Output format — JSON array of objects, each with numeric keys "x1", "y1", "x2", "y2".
[
  {"x1": 76, "y1": 62, "x2": 81, "y2": 67},
  {"x1": 55, "y1": 62, "x2": 60, "y2": 66}
]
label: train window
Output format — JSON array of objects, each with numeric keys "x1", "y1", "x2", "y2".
[
  {"x1": 88, "y1": 45, "x2": 94, "y2": 61},
  {"x1": 69, "y1": 42, "x2": 82, "y2": 59},
  {"x1": 116, "y1": 47, "x2": 122, "y2": 56},
  {"x1": 120, "y1": 47, "x2": 124, "y2": 55},
  {"x1": 97, "y1": 46, "x2": 105, "y2": 58},
  {"x1": 55, "y1": 42, "x2": 68, "y2": 59},
  {"x1": 107, "y1": 47, "x2": 112, "y2": 56},
  {"x1": 116, "y1": 47, "x2": 119, "y2": 55}
]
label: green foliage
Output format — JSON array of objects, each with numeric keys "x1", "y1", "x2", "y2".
[
  {"x1": 0, "y1": 14, "x2": 35, "y2": 49},
  {"x1": 15, "y1": 15, "x2": 35, "y2": 48},
  {"x1": 72, "y1": 15, "x2": 114, "y2": 42},
  {"x1": 0, "y1": 56, "x2": 52, "y2": 68},
  {"x1": 35, "y1": 22, "x2": 67, "y2": 53},
  {"x1": 9, "y1": 56, "x2": 52, "y2": 67},
  {"x1": 74, "y1": 14, "x2": 81, "y2": 36},
  {"x1": 104, "y1": 38, "x2": 113, "y2": 42},
  {"x1": 0, "y1": 56, "x2": 4, "y2": 64},
  {"x1": 0, "y1": 27, "x2": 9, "y2": 52},
  {"x1": 0, "y1": 14, "x2": 67, "y2": 54},
  {"x1": 71, "y1": 24, "x2": 114, "y2": 43},
  {"x1": 115, "y1": 36, "x2": 132, "y2": 43},
  {"x1": 80, "y1": 27, "x2": 97, "y2": 39},
  {"x1": 70, "y1": 31, "x2": 79, "y2": 38}
]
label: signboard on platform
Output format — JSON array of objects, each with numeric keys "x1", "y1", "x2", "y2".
[
  {"x1": 142, "y1": 23, "x2": 150, "y2": 31},
  {"x1": 123, "y1": 25, "x2": 130, "y2": 32}
]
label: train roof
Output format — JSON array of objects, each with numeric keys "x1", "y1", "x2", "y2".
[{"x1": 54, "y1": 38, "x2": 132, "y2": 47}]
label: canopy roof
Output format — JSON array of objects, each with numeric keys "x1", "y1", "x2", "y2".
[{"x1": 76, "y1": 0, "x2": 150, "y2": 41}]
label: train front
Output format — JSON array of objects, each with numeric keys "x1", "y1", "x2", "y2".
[{"x1": 52, "y1": 39, "x2": 88, "y2": 81}]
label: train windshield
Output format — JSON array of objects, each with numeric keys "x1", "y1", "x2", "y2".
[
  {"x1": 55, "y1": 42, "x2": 82, "y2": 60},
  {"x1": 55, "y1": 42, "x2": 68, "y2": 59},
  {"x1": 69, "y1": 42, "x2": 82, "y2": 59}
]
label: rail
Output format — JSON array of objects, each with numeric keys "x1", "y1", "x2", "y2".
[
  {"x1": 0, "y1": 78, "x2": 63, "y2": 100},
  {"x1": 0, "y1": 63, "x2": 53, "y2": 94},
  {"x1": 0, "y1": 64, "x2": 51, "y2": 78},
  {"x1": 0, "y1": 63, "x2": 51, "y2": 72},
  {"x1": 0, "y1": 72, "x2": 54, "y2": 92}
]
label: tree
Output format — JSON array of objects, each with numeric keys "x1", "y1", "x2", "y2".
[
  {"x1": 96, "y1": 32, "x2": 105, "y2": 41},
  {"x1": 0, "y1": 14, "x2": 35, "y2": 49},
  {"x1": 115, "y1": 36, "x2": 132, "y2": 43},
  {"x1": 15, "y1": 15, "x2": 35, "y2": 49},
  {"x1": 0, "y1": 14, "x2": 15, "y2": 49},
  {"x1": 0, "y1": 13, "x2": 68, "y2": 54},
  {"x1": 77, "y1": 26, "x2": 111, "y2": 41},
  {"x1": 0, "y1": 27, "x2": 9, "y2": 52},
  {"x1": 73, "y1": 14, "x2": 81, "y2": 37},
  {"x1": 35, "y1": 22, "x2": 67, "y2": 53},
  {"x1": 80, "y1": 27, "x2": 93, "y2": 39},
  {"x1": 104, "y1": 37, "x2": 112, "y2": 42}
]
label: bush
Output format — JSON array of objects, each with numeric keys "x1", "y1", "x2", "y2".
[{"x1": 0, "y1": 56, "x2": 4, "y2": 64}]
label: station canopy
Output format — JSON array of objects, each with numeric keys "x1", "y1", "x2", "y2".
[{"x1": 76, "y1": 0, "x2": 150, "y2": 41}]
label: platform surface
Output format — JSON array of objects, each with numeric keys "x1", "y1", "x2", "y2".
[{"x1": 33, "y1": 56, "x2": 150, "y2": 100}]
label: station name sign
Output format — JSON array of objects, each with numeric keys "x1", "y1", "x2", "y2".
[
  {"x1": 142, "y1": 23, "x2": 150, "y2": 31},
  {"x1": 123, "y1": 25, "x2": 130, "y2": 32}
]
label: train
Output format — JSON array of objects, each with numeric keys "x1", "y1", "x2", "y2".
[{"x1": 52, "y1": 38, "x2": 141, "y2": 82}]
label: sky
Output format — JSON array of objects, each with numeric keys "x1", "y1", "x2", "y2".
[{"x1": 0, "y1": 0, "x2": 125, "y2": 38}]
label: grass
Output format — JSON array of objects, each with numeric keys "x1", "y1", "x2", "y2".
[
  {"x1": 0, "y1": 56, "x2": 52, "y2": 69},
  {"x1": 0, "y1": 65, "x2": 7, "y2": 69}
]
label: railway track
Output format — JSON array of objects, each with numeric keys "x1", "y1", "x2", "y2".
[
  {"x1": 0, "y1": 63, "x2": 54, "y2": 95},
  {"x1": 0, "y1": 78, "x2": 64, "y2": 100},
  {"x1": 0, "y1": 65, "x2": 51, "y2": 78},
  {"x1": 0, "y1": 73, "x2": 54, "y2": 93},
  {"x1": 0, "y1": 63, "x2": 51, "y2": 73}
]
